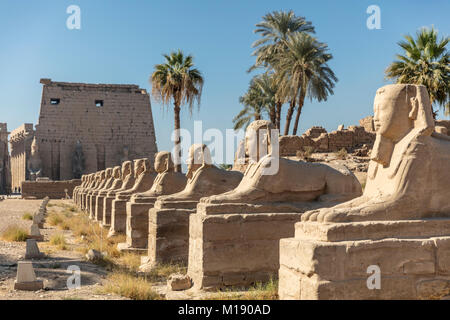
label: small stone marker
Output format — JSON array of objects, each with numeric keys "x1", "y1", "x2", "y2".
[
  {"x1": 25, "y1": 239, "x2": 45, "y2": 259},
  {"x1": 14, "y1": 261, "x2": 44, "y2": 291}
]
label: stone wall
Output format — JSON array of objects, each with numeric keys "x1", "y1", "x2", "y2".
[
  {"x1": 10, "y1": 78, "x2": 158, "y2": 190},
  {"x1": 21, "y1": 179, "x2": 82, "y2": 199},
  {"x1": 359, "y1": 116, "x2": 375, "y2": 132},
  {"x1": 9, "y1": 124, "x2": 34, "y2": 192},
  {"x1": 279, "y1": 124, "x2": 376, "y2": 156}
]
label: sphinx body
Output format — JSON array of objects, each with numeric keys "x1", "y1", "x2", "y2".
[
  {"x1": 86, "y1": 170, "x2": 107, "y2": 217},
  {"x1": 95, "y1": 166, "x2": 123, "y2": 225},
  {"x1": 117, "y1": 151, "x2": 186, "y2": 252},
  {"x1": 200, "y1": 120, "x2": 362, "y2": 214},
  {"x1": 102, "y1": 161, "x2": 134, "y2": 228},
  {"x1": 140, "y1": 144, "x2": 243, "y2": 269},
  {"x1": 108, "y1": 159, "x2": 157, "y2": 237},
  {"x1": 90, "y1": 168, "x2": 113, "y2": 220},
  {"x1": 187, "y1": 120, "x2": 362, "y2": 290}
]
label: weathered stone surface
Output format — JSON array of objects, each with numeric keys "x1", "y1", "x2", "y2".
[
  {"x1": 140, "y1": 144, "x2": 243, "y2": 269},
  {"x1": 118, "y1": 152, "x2": 186, "y2": 252},
  {"x1": 22, "y1": 179, "x2": 81, "y2": 199},
  {"x1": 167, "y1": 274, "x2": 192, "y2": 291}
]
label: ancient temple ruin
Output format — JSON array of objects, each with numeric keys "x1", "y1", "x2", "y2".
[
  {"x1": 0, "y1": 123, "x2": 11, "y2": 193},
  {"x1": 9, "y1": 79, "x2": 158, "y2": 192}
]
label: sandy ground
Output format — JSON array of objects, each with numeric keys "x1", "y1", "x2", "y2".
[{"x1": 0, "y1": 199, "x2": 126, "y2": 300}]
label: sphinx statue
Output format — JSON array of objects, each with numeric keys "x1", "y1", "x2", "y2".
[
  {"x1": 81, "y1": 173, "x2": 99, "y2": 211},
  {"x1": 187, "y1": 120, "x2": 362, "y2": 290},
  {"x1": 80, "y1": 173, "x2": 96, "y2": 210},
  {"x1": 72, "y1": 140, "x2": 85, "y2": 179},
  {"x1": 278, "y1": 84, "x2": 450, "y2": 300},
  {"x1": 86, "y1": 170, "x2": 107, "y2": 218},
  {"x1": 102, "y1": 161, "x2": 134, "y2": 228},
  {"x1": 117, "y1": 151, "x2": 187, "y2": 252},
  {"x1": 91, "y1": 168, "x2": 114, "y2": 221},
  {"x1": 200, "y1": 120, "x2": 362, "y2": 213},
  {"x1": 73, "y1": 175, "x2": 86, "y2": 205},
  {"x1": 27, "y1": 137, "x2": 42, "y2": 181},
  {"x1": 302, "y1": 83, "x2": 450, "y2": 223},
  {"x1": 108, "y1": 159, "x2": 155, "y2": 237},
  {"x1": 140, "y1": 144, "x2": 243, "y2": 270},
  {"x1": 95, "y1": 166, "x2": 122, "y2": 224}
]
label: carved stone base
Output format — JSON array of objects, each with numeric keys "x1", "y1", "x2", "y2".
[
  {"x1": 109, "y1": 199, "x2": 128, "y2": 236},
  {"x1": 94, "y1": 195, "x2": 105, "y2": 222},
  {"x1": 117, "y1": 201, "x2": 155, "y2": 250},
  {"x1": 14, "y1": 280, "x2": 44, "y2": 291},
  {"x1": 102, "y1": 196, "x2": 115, "y2": 227},
  {"x1": 140, "y1": 206, "x2": 195, "y2": 270},
  {"x1": 278, "y1": 219, "x2": 450, "y2": 300},
  {"x1": 187, "y1": 212, "x2": 302, "y2": 290}
]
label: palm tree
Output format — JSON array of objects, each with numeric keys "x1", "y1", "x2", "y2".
[
  {"x1": 253, "y1": 73, "x2": 278, "y2": 125},
  {"x1": 233, "y1": 80, "x2": 268, "y2": 130},
  {"x1": 274, "y1": 33, "x2": 337, "y2": 135},
  {"x1": 250, "y1": 10, "x2": 315, "y2": 130},
  {"x1": 385, "y1": 27, "x2": 450, "y2": 115},
  {"x1": 151, "y1": 50, "x2": 204, "y2": 172}
]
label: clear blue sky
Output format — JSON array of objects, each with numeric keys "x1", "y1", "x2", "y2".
[{"x1": 0, "y1": 0, "x2": 448, "y2": 160}]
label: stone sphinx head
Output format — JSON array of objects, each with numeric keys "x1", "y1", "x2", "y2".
[
  {"x1": 154, "y1": 151, "x2": 174, "y2": 174},
  {"x1": 143, "y1": 158, "x2": 153, "y2": 173},
  {"x1": 186, "y1": 144, "x2": 212, "y2": 180},
  {"x1": 112, "y1": 166, "x2": 121, "y2": 179},
  {"x1": 133, "y1": 159, "x2": 145, "y2": 178},
  {"x1": 371, "y1": 84, "x2": 434, "y2": 167},
  {"x1": 245, "y1": 120, "x2": 276, "y2": 164},
  {"x1": 105, "y1": 168, "x2": 113, "y2": 179},
  {"x1": 122, "y1": 161, "x2": 132, "y2": 178}
]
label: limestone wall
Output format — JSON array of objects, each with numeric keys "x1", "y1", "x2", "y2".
[
  {"x1": 34, "y1": 78, "x2": 158, "y2": 180},
  {"x1": 279, "y1": 124, "x2": 376, "y2": 156},
  {"x1": 21, "y1": 179, "x2": 82, "y2": 199}
]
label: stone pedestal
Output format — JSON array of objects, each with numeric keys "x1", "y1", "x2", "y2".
[
  {"x1": 14, "y1": 261, "x2": 44, "y2": 291},
  {"x1": 187, "y1": 211, "x2": 302, "y2": 290},
  {"x1": 89, "y1": 193, "x2": 98, "y2": 219},
  {"x1": 109, "y1": 198, "x2": 128, "y2": 237},
  {"x1": 94, "y1": 195, "x2": 105, "y2": 222},
  {"x1": 117, "y1": 200, "x2": 156, "y2": 252},
  {"x1": 278, "y1": 219, "x2": 450, "y2": 300},
  {"x1": 140, "y1": 200, "x2": 197, "y2": 270},
  {"x1": 102, "y1": 195, "x2": 115, "y2": 227}
]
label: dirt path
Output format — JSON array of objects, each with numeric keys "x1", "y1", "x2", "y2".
[{"x1": 0, "y1": 199, "x2": 126, "y2": 300}]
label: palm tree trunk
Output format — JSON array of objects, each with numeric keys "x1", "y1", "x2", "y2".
[
  {"x1": 173, "y1": 103, "x2": 182, "y2": 173},
  {"x1": 275, "y1": 101, "x2": 282, "y2": 130},
  {"x1": 255, "y1": 113, "x2": 261, "y2": 121},
  {"x1": 269, "y1": 105, "x2": 276, "y2": 126},
  {"x1": 283, "y1": 97, "x2": 296, "y2": 136},
  {"x1": 292, "y1": 85, "x2": 307, "y2": 135}
]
